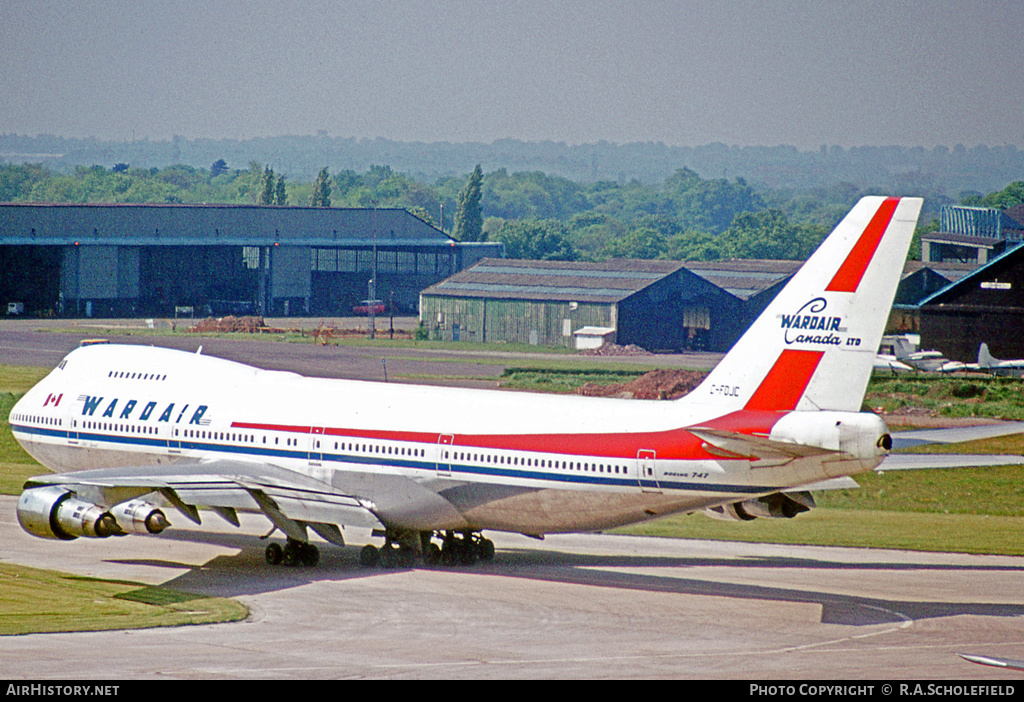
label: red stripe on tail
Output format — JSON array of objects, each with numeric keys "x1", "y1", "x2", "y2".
[
  {"x1": 825, "y1": 197, "x2": 900, "y2": 293},
  {"x1": 744, "y1": 349, "x2": 824, "y2": 411}
]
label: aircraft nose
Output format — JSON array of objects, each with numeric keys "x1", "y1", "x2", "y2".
[
  {"x1": 10, "y1": 379, "x2": 54, "y2": 424},
  {"x1": 10, "y1": 392, "x2": 27, "y2": 419}
]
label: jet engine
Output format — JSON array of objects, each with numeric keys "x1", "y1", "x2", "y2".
[
  {"x1": 704, "y1": 491, "x2": 815, "y2": 522},
  {"x1": 110, "y1": 499, "x2": 169, "y2": 535},
  {"x1": 17, "y1": 485, "x2": 122, "y2": 540},
  {"x1": 17, "y1": 487, "x2": 171, "y2": 540}
]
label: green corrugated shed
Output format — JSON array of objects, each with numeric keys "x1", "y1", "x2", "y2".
[{"x1": 420, "y1": 258, "x2": 746, "y2": 351}]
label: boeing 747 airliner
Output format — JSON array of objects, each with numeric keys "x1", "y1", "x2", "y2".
[{"x1": 10, "y1": 197, "x2": 923, "y2": 567}]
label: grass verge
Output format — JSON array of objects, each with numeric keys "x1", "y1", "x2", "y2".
[
  {"x1": 1, "y1": 366, "x2": 51, "y2": 494},
  {"x1": 613, "y1": 508, "x2": 1024, "y2": 556},
  {"x1": 0, "y1": 563, "x2": 247, "y2": 636},
  {"x1": 866, "y1": 374, "x2": 1024, "y2": 420},
  {"x1": 1, "y1": 364, "x2": 248, "y2": 635}
]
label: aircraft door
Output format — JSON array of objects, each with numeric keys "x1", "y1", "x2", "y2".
[
  {"x1": 437, "y1": 434, "x2": 454, "y2": 476},
  {"x1": 309, "y1": 426, "x2": 325, "y2": 466},
  {"x1": 168, "y1": 427, "x2": 181, "y2": 455},
  {"x1": 637, "y1": 449, "x2": 661, "y2": 493}
]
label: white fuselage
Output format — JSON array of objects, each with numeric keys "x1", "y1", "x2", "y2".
[{"x1": 11, "y1": 343, "x2": 887, "y2": 535}]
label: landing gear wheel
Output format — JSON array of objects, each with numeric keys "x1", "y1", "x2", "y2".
[
  {"x1": 360, "y1": 530, "x2": 488, "y2": 569},
  {"x1": 423, "y1": 542, "x2": 442, "y2": 566},
  {"x1": 478, "y1": 537, "x2": 495, "y2": 562},
  {"x1": 265, "y1": 542, "x2": 283, "y2": 565},
  {"x1": 397, "y1": 545, "x2": 415, "y2": 568},
  {"x1": 283, "y1": 540, "x2": 300, "y2": 566},
  {"x1": 379, "y1": 543, "x2": 397, "y2": 569},
  {"x1": 359, "y1": 544, "x2": 380, "y2": 568},
  {"x1": 301, "y1": 543, "x2": 320, "y2": 567},
  {"x1": 265, "y1": 539, "x2": 320, "y2": 568},
  {"x1": 459, "y1": 539, "x2": 478, "y2": 566}
]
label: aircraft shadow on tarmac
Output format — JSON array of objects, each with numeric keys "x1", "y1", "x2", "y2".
[{"x1": 111, "y1": 529, "x2": 1024, "y2": 628}]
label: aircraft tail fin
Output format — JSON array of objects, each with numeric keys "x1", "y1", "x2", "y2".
[
  {"x1": 689, "y1": 196, "x2": 923, "y2": 414},
  {"x1": 978, "y1": 343, "x2": 996, "y2": 368},
  {"x1": 892, "y1": 335, "x2": 915, "y2": 360}
]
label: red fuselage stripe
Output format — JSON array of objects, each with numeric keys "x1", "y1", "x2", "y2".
[
  {"x1": 743, "y1": 349, "x2": 824, "y2": 411},
  {"x1": 230, "y1": 420, "x2": 747, "y2": 461},
  {"x1": 825, "y1": 197, "x2": 900, "y2": 293}
]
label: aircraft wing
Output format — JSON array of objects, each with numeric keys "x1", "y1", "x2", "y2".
[
  {"x1": 873, "y1": 355, "x2": 914, "y2": 373},
  {"x1": 25, "y1": 457, "x2": 472, "y2": 537},
  {"x1": 24, "y1": 460, "x2": 391, "y2": 541}
]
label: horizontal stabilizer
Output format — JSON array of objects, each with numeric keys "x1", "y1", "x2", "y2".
[
  {"x1": 689, "y1": 427, "x2": 840, "y2": 462},
  {"x1": 789, "y1": 476, "x2": 859, "y2": 491},
  {"x1": 879, "y1": 454, "x2": 1024, "y2": 471},
  {"x1": 891, "y1": 422, "x2": 1024, "y2": 449}
]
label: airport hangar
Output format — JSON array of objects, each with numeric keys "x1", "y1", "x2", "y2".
[
  {"x1": 407, "y1": 203, "x2": 1019, "y2": 356},
  {"x1": 917, "y1": 241, "x2": 1024, "y2": 362},
  {"x1": 419, "y1": 258, "x2": 803, "y2": 352},
  {"x1": 419, "y1": 256, "x2": 996, "y2": 354},
  {"x1": 899, "y1": 202, "x2": 1024, "y2": 361},
  {"x1": 0, "y1": 203, "x2": 501, "y2": 318}
]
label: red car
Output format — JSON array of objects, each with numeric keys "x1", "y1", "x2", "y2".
[{"x1": 353, "y1": 299, "x2": 385, "y2": 315}]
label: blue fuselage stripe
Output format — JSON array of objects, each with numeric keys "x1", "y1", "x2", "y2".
[{"x1": 11, "y1": 424, "x2": 776, "y2": 495}]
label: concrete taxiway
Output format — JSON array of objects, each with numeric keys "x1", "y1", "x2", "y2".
[{"x1": 2, "y1": 495, "x2": 1024, "y2": 679}]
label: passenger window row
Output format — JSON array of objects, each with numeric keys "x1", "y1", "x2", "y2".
[
  {"x1": 54, "y1": 422, "x2": 622, "y2": 474},
  {"x1": 80, "y1": 420, "x2": 158, "y2": 435},
  {"x1": 10, "y1": 413, "x2": 63, "y2": 427},
  {"x1": 107, "y1": 370, "x2": 168, "y2": 381},
  {"x1": 443, "y1": 449, "x2": 628, "y2": 475}
]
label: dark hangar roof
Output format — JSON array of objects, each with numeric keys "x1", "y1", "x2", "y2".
[
  {"x1": 681, "y1": 259, "x2": 802, "y2": 300},
  {"x1": 0, "y1": 202, "x2": 453, "y2": 247},
  {"x1": 421, "y1": 258, "x2": 690, "y2": 304},
  {"x1": 900, "y1": 260, "x2": 977, "y2": 284},
  {"x1": 920, "y1": 230, "x2": 1007, "y2": 248},
  {"x1": 918, "y1": 241, "x2": 1024, "y2": 307}
]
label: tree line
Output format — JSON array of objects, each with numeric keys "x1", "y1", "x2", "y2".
[
  {"x1": 2, "y1": 160, "x2": 1021, "y2": 263},
  {"x1": 4, "y1": 133, "x2": 1021, "y2": 196}
]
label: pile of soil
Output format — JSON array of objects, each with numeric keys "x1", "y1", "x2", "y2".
[
  {"x1": 578, "y1": 368, "x2": 708, "y2": 400},
  {"x1": 311, "y1": 325, "x2": 413, "y2": 343},
  {"x1": 578, "y1": 343, "x2": 651, "y2": 357},
  {"x1": 188, "y1": 316, "x2": 268, "y2": 333}
]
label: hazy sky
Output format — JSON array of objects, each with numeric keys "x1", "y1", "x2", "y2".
[{"x1": 2, "y1": 0, "x2": 1023, "y2": 149}]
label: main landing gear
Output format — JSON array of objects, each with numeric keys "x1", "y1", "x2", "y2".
[
  {"x1": 359, "y1": 529, "x2": 495, "y2": 569},
  {"x1": 264, "y1": 538, "x2": 320, "y2": 567}
]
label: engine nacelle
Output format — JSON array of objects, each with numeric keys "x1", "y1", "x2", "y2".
[
  {"x1": 17, "y1": 485, "x2": 122, "y2": 540},
  {"x1": 110, "y1": 499, "x2": 169, "y2": 535},
  {"x1": 704, "y1": 502, "x2": 756, "y2": 521},
  {"x1": 704, "y1": 491, "x2": 815, "y2": 522}
]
